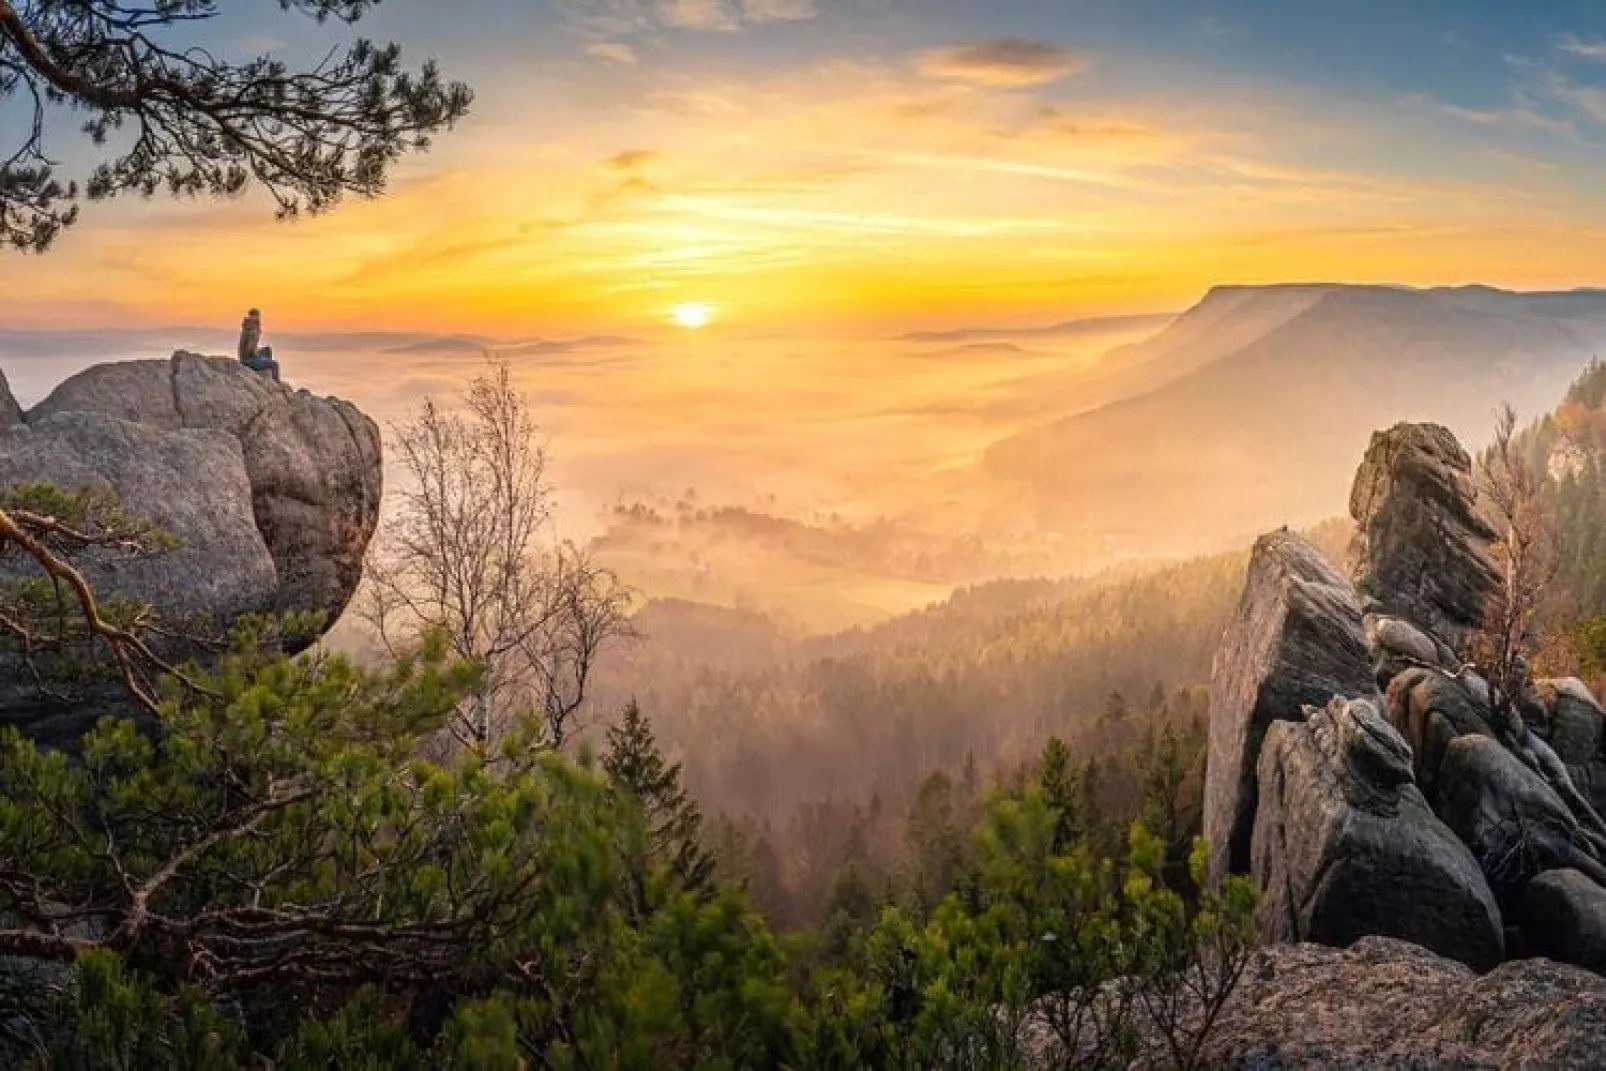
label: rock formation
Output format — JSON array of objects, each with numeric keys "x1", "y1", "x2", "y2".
[
  {"x1": 1350, "y1": 422, "x2": 1501, "y2": 651},
  {"x1": 1251, "y1": 698, "x2": 1503, "y2": 970},
  {"x1": 1179, "y1": 937, "x2": 1606, "y2": 1069},
  {"x1": 1204, "y1": 529, "x2": 1373, "y2": 881},
  {"x1": 1210, "y1": 420, "x2": 1606, "y2": 977},
  {"x1": 27, "y1": 352, "x2": 381, "y2": 619},
  {"x1": 0, "y1": 367, "x2": 21, "y2": 427},
  {"x1": 0, "y1": 353, "x2": 381, "y2": 739}
]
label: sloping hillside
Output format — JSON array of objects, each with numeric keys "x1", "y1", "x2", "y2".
[{"x1": 973, "y1": 284, "x2": 1605, "y2": 564}]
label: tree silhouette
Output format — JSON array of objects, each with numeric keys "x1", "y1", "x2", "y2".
[{"x1": 0, "y1": 0, "x2": 471, "y2": 251}]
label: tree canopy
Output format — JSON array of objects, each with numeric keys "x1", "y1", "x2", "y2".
[{"x1": 0, "y1": 0, "x2": 471, "y2": 251}]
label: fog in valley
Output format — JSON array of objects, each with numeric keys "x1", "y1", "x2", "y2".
[{"x1": 11, "y1": 283, "x2": 1606, "y2": 881}]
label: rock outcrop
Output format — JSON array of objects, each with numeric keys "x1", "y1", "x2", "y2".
[
  {"x1": 1251, "y1": 698, "x2": 1503, "y2": 969},
  {"x1": 0, "y1": 353, "x2": 381, "y2": 739},
  {"x1": 1350, "y1": 422, "x2": 1501, "y2": 651},
  {"x1": 1204, "y1": 529, "x2": 1373, "y2": 880},
  {"x1": 0, "y1": 367, "x2": 21, "y2": 427},
  {"x1": 0, "y1": 413, "x2": 277, "y2": 619},
  {"x1": 1210, "y1": 419, "x2": 1606, "y2": 978},
  {"x1": 24, "y1": 352, "x2": 381, "y2": 620},
  {"x1": 1431, "y1": 733, "x2": 1606, "y2": 904},
  {"x1": 1184, "y1": 937, "x2": 1606, "y2": 1069}
]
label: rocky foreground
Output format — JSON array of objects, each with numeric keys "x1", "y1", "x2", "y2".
[
  {"x1": 1158, "y1": 937, "x2": 1606, "y2": 1069},
  {"x1": 0, "y1": 354, "x2": 380, "y2": 739},
  {"x1": 1191, "y1": 416, "x2": 1606, "y2": 1063}
]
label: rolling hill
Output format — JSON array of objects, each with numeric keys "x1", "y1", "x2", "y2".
[{"x1": 967, "y1": 283, "x2": 1606, "y2": 564}]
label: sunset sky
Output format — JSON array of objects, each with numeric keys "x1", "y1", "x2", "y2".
[{"x1": 11, "y1": 1, "x2": 1606, "y2": 334}]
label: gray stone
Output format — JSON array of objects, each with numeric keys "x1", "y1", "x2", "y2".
[
  {"x1": 1519, "y1": 868, "x2": 1606, "y2": 975},
  {"x1": 0, "y1": 366, "x2": 21, "y2": 426},
  {"x1": 0, "y1": 413, "x2": 279, "y2": 742},
  {"x1": 28, "y1": 352, "x2": 381, "y2": 622},
  {"x1": 1384, "y1": 666, "x2": 1496, "y2": 795},
  {"x1": 0, "y1": 413, "x2": 276, "y2": 619},
  {"x1": 1431, "y1": 733, "x2": 1606, "y2": 905},
  {"x1": 1252, "y1": 698, "x2": 1504, "y2": 970},
  {"x1": 1537, "y1": 678, "x2": 1606, "y2": 766},
  {"x1": 1205, "y1": 530, "x2": 1374, "y2": 880},
  {"x1": 1363, "y1": 612, "x2": 1440, "y2": 666},
  {"x1": 1350, "y1": 422, "x2": 1501, "y2": 652},
  {"x1": 1167, "y1": 937, "x2": 1606, "y2": 1069}
]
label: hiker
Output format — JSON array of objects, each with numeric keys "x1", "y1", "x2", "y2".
[{"x1": 237, "y1": 308, "x2": 282, "y2": 382}]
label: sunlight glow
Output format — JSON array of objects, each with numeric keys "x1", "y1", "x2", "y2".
[{"x1": 673, "y1": 302, "x2": 715, "y2": 329}]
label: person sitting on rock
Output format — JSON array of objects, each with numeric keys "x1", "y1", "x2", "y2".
[{"x1": 237, "y1": 308, "x2": 282, "y2": 382}]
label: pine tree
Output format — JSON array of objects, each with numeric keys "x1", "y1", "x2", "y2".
[
  {"x1": 604, "y1": 700, "x2": 716, "y2": 901},
  {"x1": 1038, "y1": 736, "x2": 1080, "y2": 853}
]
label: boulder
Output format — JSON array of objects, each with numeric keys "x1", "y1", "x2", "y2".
[
  {"x1": 1431, "y1": 733, "x2": 1606, "y2": 905},
  {"x1": 1174, "y1": 937, "x2": 1606, "y2": 1069},
  {"x1": 0, "y1": 413, "x2": 276, "y2": 618},
  {"x1": 1205, "y1": 530, "x2": 1373, "y2": 879},
  {"x1": 1537, "y1": 678, "x2": 1606, "y2": 766},
  {"x1": 1519, "y1": 868, "x2": 1606, "y2": 975},
  {"x1": 27, "y1": 352, "x2": 381, "y2": 621},
  {"x1": 1350, "y1": 422, "x2": 1501, "y2": 652},
  {"x1": 1383, "y1": 666, "x2": 1497, "y2": 795},
  {"x1": 1251, "y1": 698, "x2": 1503, "y2": 970},
  {"x1": 0, "y1": 367, "x2": 21, "y2": 426},
  {"x1": 0, "y1": 413, "x2": 278, "y2": 742}
]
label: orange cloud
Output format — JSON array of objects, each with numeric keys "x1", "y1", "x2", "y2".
[{"x1": 916, "y1": 38, "x2": 1085, "y2": 87}]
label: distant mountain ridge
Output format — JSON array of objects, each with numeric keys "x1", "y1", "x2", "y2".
[{"x1": 965, "y1": 283, "x2": 1606, "y2": 565}]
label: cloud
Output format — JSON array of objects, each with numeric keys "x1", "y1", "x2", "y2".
[
  {"x1": 1542, "y1": 70, "x2": 1606, "y2": 124},
  {"x1": 586, "y1": 40, "x2": 640, "y2": 64},
  {"x1": 1427, "y1": 99, "x2": 1578, "y2": 140},
  {"x1": 738, "y1": 0, "x2": 818, "y2": 21},
  {"x1": 916, "y1": 38, "x2": 1084, "y2": 88},
  {"x1": 656, "y1": 0, "x2": 740, "y2": 31},
  {"x1": 606, "y1": 149, "x2": 661, "y2": 171},
  {"x1": 1558, "y1": 34, "x2": 1606, "y2": 61}
]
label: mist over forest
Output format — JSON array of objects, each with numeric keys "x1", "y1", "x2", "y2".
[{"x1": 11, "y1": 283, "x2": 1605, "y2": 935}]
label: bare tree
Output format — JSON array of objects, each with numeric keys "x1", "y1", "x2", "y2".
[
  {"x1": 1472, "y1": 404, "x2": 1560, "y2": 736},
  {"x1": 0, "y1": 0, "x2": 472, "y2": 251},
  {"x1": 363, "y1": 359, "x2": 633, "y2": 752},
  {"x1": 1471, "y1": 404, "x2": 1606, "y2": 855}
]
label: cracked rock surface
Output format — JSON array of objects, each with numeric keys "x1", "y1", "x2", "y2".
[{"x1": 22, "y1": 351, "x2": 381, "y2": 623}]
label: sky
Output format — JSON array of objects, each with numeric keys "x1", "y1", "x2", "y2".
[{"x1": 11, "y1": 1, "x2": 1606, "y2": 334}]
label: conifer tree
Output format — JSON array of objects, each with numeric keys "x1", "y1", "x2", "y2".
[{"x1": 604, "y1": 699, "x2": 716, "y2": 899}]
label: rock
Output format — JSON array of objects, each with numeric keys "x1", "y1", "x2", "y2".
[
  {"x1": 0, "y1": 413, "x2": 278, "y2": 742},
  {"x1": 1350, "y1": 423, "x2": 1501, "y2": 652},
  {"x1": 0, "y1": 413, "x2": 276, "y2": 618},
  {"x1": 1363, "y1": 612, "x2": 1440, "y2": 667},
  {"x1": 1205, "y1": 530, "x2": 1373, "y2": 880},
  {"x1": 1430, "y1": 733, "x2": 1606, "y2": 905},
  {"x1": 1537, "y1": 678, "x2": 1606, "y2": 766},
  {"x1": 1251, "y1": 698, "x2": 1503, "y2": 970},
  {"x1": 1183, "y1": 937, "x2": 1606, "y2": 1069},
  {"x1": 1519, "y1": 869, "x2": 1606, "y2": 975},
  {"x1": 0, "y1": 367, "x2": 21, "y2": 426},
  {"x1": 27, "y1": 352, "x2": 381, "y2": 622},
  {"x1": 1383, "y1": 666, "x2": 1496, "y2": 795}
]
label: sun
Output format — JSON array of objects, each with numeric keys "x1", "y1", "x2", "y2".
[{"x1": 672, "y1": 302, "x2": 714, "y2": 329}]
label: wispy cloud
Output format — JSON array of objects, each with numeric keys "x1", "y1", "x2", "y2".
[
  {"x1": 586, "y1": 40, "x2": 640, "y2": 64},
  {"x1": 1557, "y1": 33, "x2": 1606, "y2": 61},
  {"x1": 738, "y1": 0, "x2": 817, "y2": 22},
  {"x1": 656, "y1": 0, "x2": 740, "y2": 32},
  {"x1": 916, "y1": 38, "x2": 1084, "y2": 88}
]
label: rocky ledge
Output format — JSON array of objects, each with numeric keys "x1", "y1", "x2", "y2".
[
  {"x1": 1206, "y1": 418, "x2": 1606, "y2": 979},
  {"x1": 0, "y1": 353, "x2": 381, "y2": 737}
]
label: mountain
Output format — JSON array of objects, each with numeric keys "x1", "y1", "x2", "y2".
[
  {"x1": 899, "y1": 311, "x2": 1175, "y2": 344},
  {"x1": 968, "y1": 284, "x2": 1606, "y2": 564}
]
